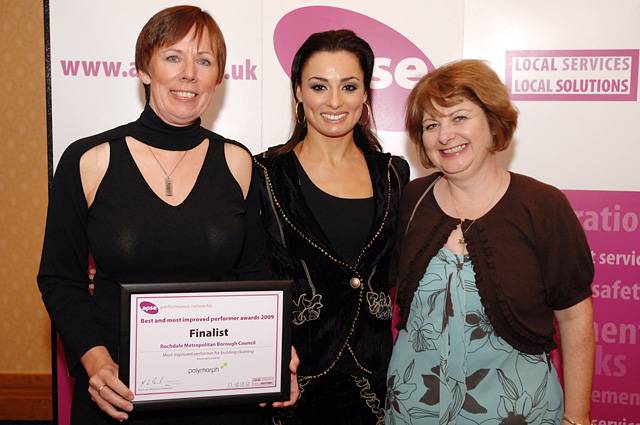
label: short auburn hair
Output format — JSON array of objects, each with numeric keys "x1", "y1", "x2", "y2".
[
  {"x1": 406, "y1": 59, "x2": 518, "y2": 168},
  {"x1": 135, "y1": 5, "x2": 227, "y2": 101}
]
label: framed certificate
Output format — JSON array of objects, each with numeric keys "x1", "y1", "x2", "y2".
[{"x1": 119, "y1": 280, "x2": 292, "y2": 410}]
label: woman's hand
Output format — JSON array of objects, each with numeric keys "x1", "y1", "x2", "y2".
[
  {"x1": 261, "y1": 346, "x2": 300, "y2": 408},
  {"x1": 81, "y1": 346, "x2": 134, "y2": 421}
]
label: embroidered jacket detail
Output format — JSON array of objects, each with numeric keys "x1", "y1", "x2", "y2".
[
  {"x1": 353, "y1": 375, "x2": 385, "y2": 425},
  {"x1": 366, "y1": 291, "x2": 393, "y2": 320},
  {"x1": 292, "y1": 293, "x2": 323, "y2": 325}
]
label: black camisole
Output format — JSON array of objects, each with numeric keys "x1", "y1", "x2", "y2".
[{"x1": 294, "y1": 156, "x2": 374, "y2": 265}]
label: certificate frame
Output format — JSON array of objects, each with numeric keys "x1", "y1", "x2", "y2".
[{"x1": 119, "y1": 280, "x2": 292, "y2": 411}]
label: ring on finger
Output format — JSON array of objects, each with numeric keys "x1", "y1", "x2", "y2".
[{"x1": 98, "y1": 384, "x2": 106, "y2": 394}]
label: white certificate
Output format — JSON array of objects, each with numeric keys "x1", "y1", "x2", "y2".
[{"x1": 119, "y1": 281, "x2": 291, "y2": 410}]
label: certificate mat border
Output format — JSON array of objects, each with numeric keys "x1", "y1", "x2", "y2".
[{"x1": 119, "y1": 280, "x2": 292, "y2": 411}]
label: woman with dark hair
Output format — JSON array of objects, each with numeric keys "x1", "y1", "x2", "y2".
[
  {"x1": 38, "y1": 5, "x2": 297, "y2": 424},
  {"x1": 385, "y1": 60, "x2": 594, "y2": 425},
  {"x1": 255, "y1": 30, "x2": 410, "y2": 425}
]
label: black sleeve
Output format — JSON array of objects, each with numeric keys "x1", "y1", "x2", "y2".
[
  {"x1": 537, "y1": 187, "x2": 594, "y2": 310},
  {"x1": 232, "y1": 162, "x2": 271, "y2": 280},
  {"x1": 37, "y1": 144, "x2": 104, "y2": 375},
  {"x1": 387, "y1": 156, "x2": 411, "y2": 295},
  {"x1": 391, "y1": 155, "x2": 411, "y2": 189}
]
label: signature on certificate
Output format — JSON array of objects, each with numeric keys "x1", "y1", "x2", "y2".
[{"x1": 140, "y1": 376, "x2": 165, "y2": 386}]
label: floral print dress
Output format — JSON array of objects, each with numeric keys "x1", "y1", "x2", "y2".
[{"x1": 385, "y1": 247, "x2": 563, "y2": 424}]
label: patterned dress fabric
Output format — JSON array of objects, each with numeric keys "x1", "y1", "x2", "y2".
[{"x1": 385, "y1": 247, "x2": 563, "y2": 424}]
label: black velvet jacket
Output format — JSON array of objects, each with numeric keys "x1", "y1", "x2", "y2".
[{"x1": 254, "y1": 148, "x2": 409, "y2": 380}]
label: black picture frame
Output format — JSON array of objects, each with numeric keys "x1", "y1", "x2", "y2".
[{"x1": 119, "y1": 280, "x2": 292, "y2": 411}]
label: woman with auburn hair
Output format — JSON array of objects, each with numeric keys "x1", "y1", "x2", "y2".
[
  {"x1": 255, "y1": 30, "x2": 409, "y2": 424},
  {"x1": 38, "y1": 6, "x2": 297, "y2": 424},
  {"x1": 385, "y1": 59, "x2": 594, "y2": 425}
]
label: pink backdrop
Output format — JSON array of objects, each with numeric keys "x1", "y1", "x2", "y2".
[
  {"x1": 48, "y1": 2, "x2": 639, "y2": 424},
  {"x1": 564, "y1": 190, "x2": 640, "y2": 422}
]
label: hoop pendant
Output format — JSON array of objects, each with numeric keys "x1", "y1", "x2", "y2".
[
  {"x1": 295, "y1": 101, "x2": 306, "y2": 124},
  {"x1": 360, "y1": 102, "x2": 372, "y2": 125}
]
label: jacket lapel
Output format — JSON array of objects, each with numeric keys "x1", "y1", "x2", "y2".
[
  {"x1": 356, "y1": 151, "x2": 392, "y2": 269},
  {"x1": 266, "y1": 151, "x2": 339, "y2": 259}
]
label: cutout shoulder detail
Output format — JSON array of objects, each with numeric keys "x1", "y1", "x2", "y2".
[
  {"x1": 79, "y1": 142, "x2": 110, "y2": 208},
  {"x1": 224, "y1": 143, "x2": 252, "y2": 199}
]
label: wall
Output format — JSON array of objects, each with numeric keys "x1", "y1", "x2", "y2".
[
  {"x1": 0, "y1": 0, "x2": 52, "y2": 420},
  {"x1": 49, "y1": 1, "x2": 640, "y2": 423},
  {"x1": 0, "y1": 0, "x2": 638, "y2": 422}
]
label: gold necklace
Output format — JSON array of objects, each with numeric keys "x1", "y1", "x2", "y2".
[
  {"x1": 146, "y1": 146, "x2": 189, "y2": 197},
  {"x1": 446, "y1": 174, "x2": 505, "y2": 247}
]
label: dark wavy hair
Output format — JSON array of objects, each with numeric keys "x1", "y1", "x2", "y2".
[{"x1": 275, "y1": 29, "x2": 382, "y2": 155}]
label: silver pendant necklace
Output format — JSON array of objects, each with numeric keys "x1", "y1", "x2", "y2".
[
  {"x1": 146, "y1": 146, "x2": 189, "y2": 196},
  {"x1": 447, "y1": 174, "x2": 505, "y2": 248}
]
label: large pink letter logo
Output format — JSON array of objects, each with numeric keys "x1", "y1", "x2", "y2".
[
  {"x1": 139, "y1": 301, "x2": 159, "y2": 315},
  {"x1": 273, "y1": 6, "x2": 433, "y2": 132}
]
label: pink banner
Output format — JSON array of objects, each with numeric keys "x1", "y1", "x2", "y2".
[
  {"x1": 505, "y1": 49, "x2": 639, "y2": 101},
  {"x1": 564, "y1": 190, "x2": 640, "y2": 423}
]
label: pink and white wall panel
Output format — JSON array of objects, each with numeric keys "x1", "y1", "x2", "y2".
[{"x1": 48, "y1": 1, "x2": 639, "y2": 423}]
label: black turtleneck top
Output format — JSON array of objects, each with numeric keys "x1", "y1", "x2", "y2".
[
  {"x1": 37, "y1": 106, "x2": 268, "y2": 379},
  {"x1": 128, "y1": 104, "x2": 207, "y2": 151}
]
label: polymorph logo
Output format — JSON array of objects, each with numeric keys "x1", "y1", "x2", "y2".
[
  {"x1": 139, "y1": 301, "x2": 159, "y2": 315},
  {"x1": 273, "y1": 6, "x2": 434, "y2": 132}
]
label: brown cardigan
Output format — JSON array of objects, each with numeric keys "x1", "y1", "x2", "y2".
[{"x1": 393, "y1": 172, "x2": 593, "y2": 354}]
